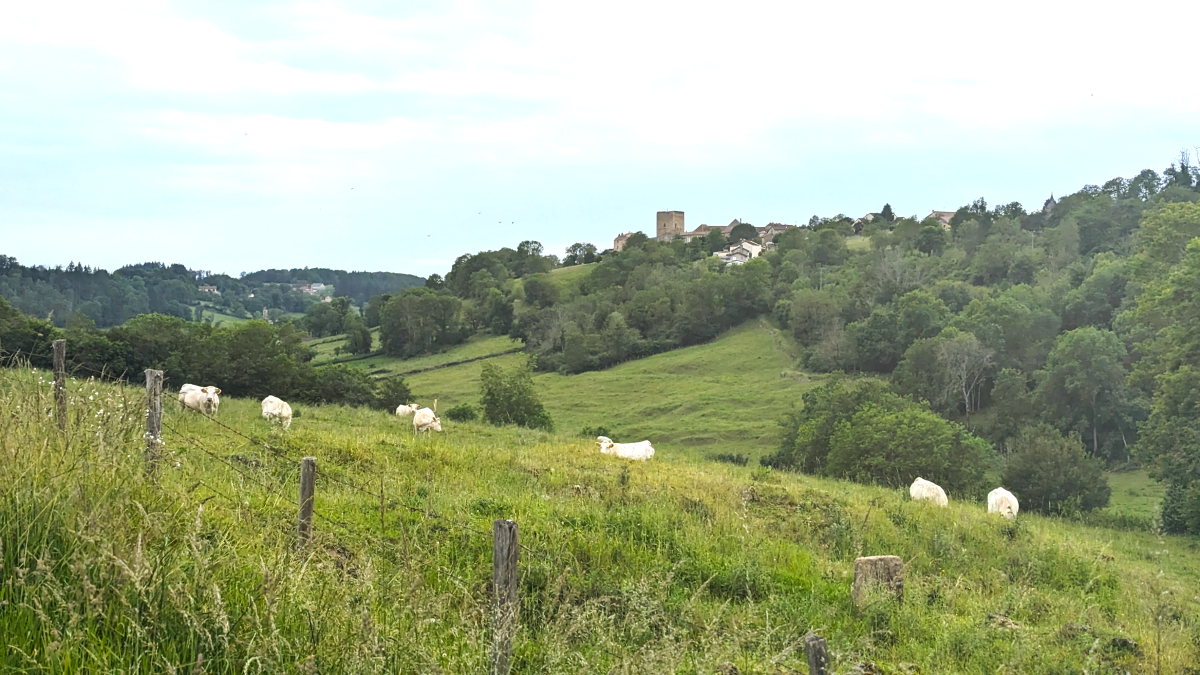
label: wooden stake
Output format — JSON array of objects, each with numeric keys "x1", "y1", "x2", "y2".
[
  {"x1": 52, "y1": 339, "x2": 66, "y2": 431},
  {"x1": 144, "y1": 369, "x2": 163, "y2": 477},
  {"x1": 805, "y1": 634, "x2": 830, "y2": 675},
  {"x1": 298, "y1": 457, "x2": 316, "y2": 542},
  {"x1": 491, "y1": 519, "x2": 519, "y2": 675}
]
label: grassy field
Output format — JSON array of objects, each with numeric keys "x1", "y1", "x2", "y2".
[
  {"x1": 4, "y1": 366, "x2": 1200, "y2": 673},
  {"x1": 1104, "y1": 469, "x2": 1166, "y2": 521},
  {"x1": 400, "y1": 319, "x2": 816, "y2": 461},
  {"x1": 201, "y1": 308, "x2": 251, "y2": 327}
]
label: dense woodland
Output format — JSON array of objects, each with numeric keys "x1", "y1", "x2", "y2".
[
  {"x1": 0, "y1": 258, "x2": 421, "y2": 327},
  {"x1": 4, "y1": 153, "x2": 1200, "y2": 531}
]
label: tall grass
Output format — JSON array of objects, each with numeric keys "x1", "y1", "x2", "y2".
[{"x1": 2, "y1": 365, "x2": 1199, "y2": 672}]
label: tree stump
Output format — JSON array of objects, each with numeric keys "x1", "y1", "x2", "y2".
[{"x1": 852, "y1": 555, "x2": 904, "y2": 606}]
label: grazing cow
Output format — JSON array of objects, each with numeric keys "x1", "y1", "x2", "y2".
[
  {"x1": 181, "y1": 386, "x2": 221, "y2": 416},
  {"x1": 261, "y1": 395, "x2": 293, "y2": 429},
  {"x1": 395, "y1": 403, "x2": 420, "y2": 417},
  {"x1": 988, "y1": 487, "x2": 1019, "y2": 519},
  {"x1": 909, "y1": 477, "x2": 948, "y2": 507},
  {"x1": 596, "y1": 436, "x2": 655, "y2": 461},
  {"x1": 413, "y1": 407, "x2": 442, "y2": 433}
]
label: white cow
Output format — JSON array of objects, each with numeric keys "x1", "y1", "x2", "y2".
[
  {"x1": 261, "y1": 395, "x2": 293, "y2": 429},
  {"x1": 988, "y1": 487, "x2": 1019, "y2": 519},
  {"x1": 413, "y1": 407, "x2": 442, "y2": 433},
  {"x1": 181, "y1": 385, "x2": 221, "y2": 416},
  {"x1": 909, "y1": 477, "x2": 948, "y2": 507},
  {"x1": 596, "y1": 436, "x2": 655, "y2": 461},
  {"x1": 395, "y1": 403, "x2": 420, "y2": 417}
]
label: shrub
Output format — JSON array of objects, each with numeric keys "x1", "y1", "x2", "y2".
[
  {"x1": 1002, "y1": 424, "x2": 1111, "y2": 514},
  {"x1": 372, "y1": 376, "x2": 413, "y2": 412},
  {"x1": 764, "y1": 377, "x2": 992, "y2": 495},
  {"x1": 444, "y1": 403, "x2": 478, "y2": 422},
  {"x1": 709, "y1": 452, "x2": 749, "y2": 466},
  {"x1": 479, "y1": 357, "x2": 553, "y2": 430},
  {"x1": 580, "y1": 425, "x2": 611, "y2": 438}
]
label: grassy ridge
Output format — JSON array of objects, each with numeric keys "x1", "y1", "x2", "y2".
[{"x1": 3, "y1": 367, "x2": 1199, "y2": 672}]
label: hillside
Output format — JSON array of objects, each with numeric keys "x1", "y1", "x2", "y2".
[
  {"x1": 4, "y1": 366, "x2": 1199, "y2": 672},
  {"x1": 326, "y1": 319, "x2": 816, "y2": 461}
]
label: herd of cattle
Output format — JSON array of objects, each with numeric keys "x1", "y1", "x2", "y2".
[
  {"x1": 911, "y1": 476, "x2": 1020, "y2": 519},
  {"x1": 176, "y1": 385, "x2": 1019, "y2": 517}
]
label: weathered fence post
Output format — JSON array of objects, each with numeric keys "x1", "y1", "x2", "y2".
[
  {"x1": 491, "y1": 519, "x2": 519, "y2": 675},
  {"x1": 52, "y1": 339, "x2": 66, "y2": 431},
  {"x1": 298, "y1": 457, "x2": 316, "y2": 542},
  {"x1": 144, "y1": 369, "x2": 163, "y2": 477},
  {"x1": 804, "y1": 633, "x2": 830, "y2": 675},
  {"x1": 852, "y1": 555, "x2": 905, "y2": 606}
]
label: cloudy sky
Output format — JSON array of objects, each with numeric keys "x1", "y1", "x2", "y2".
[{"x1": 2, "y1": 0, "x2": 1197, "y2": 277}]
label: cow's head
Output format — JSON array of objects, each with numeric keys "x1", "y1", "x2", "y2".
[
  {"x1": 429, "y1": 416, "x2": 442, "y2": 432},
  {"x1": 596, "y1": 436, "x2": 613, "y2": 454},
  {"x1": 200, "y1": 386, "x2": 221, "y2": 412}
]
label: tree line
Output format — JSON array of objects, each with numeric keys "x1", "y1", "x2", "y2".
[{"x1": 0, "y1": 257, "x2": 422, "y2": 328}]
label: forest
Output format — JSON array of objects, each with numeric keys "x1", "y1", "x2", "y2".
[{"x1": 0, "y1": 257, "x2": 421, "y2": 326}]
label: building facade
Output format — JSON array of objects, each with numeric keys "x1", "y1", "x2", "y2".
[{"x1": 656, "y1": 211, "x2": 685, "y2": 241}]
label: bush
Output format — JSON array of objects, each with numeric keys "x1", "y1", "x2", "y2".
[
  {"x1": 709, "y1": 452, "x2": 749, "y2": 466},
  {"x1": 372, "y1": 376, "x2": 413, "y2": 412},
  {"x1": 444, "y1": 403, "x2": 478, "y2": 422},
  {"x1": 479, "y1": 357, "x2": 553, "y2": 430},
  {"x1": 1002, "y1": 424, "x2": 1111, "y2": 514},
  {"x1": 763, "y1": 377, "x2": 992, "y2": 495},
  {"x1": 580, "y1": 425, "x2": 611, "y2": 438}
]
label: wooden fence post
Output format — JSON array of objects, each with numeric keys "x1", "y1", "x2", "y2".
[
  {"x1": 52, "y1": 339, "x2": 66, "y2": 431},
  {"x1": 144, "y1": 369, "x2": 163, "y2": 477},
  {"x1": 804, "y1": 633, "x2": 830, "y2": 675},
  {"x1": 491, "y1": 519, "x2": 519, "y2": 675},
  {"x1": 298, "y1": 457, "x2": 316, "y2": 542}
]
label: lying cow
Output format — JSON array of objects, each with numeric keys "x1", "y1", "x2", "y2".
[
  {"x1": 909, "y1": 477, "x2": 948, "y2": 507},
  {"x1": 261, "y1": 395, "x2": 293, "y2": 429},
  {"x1": 395, "y1": 403, "x2": 420, "y2": 417},
  {"x1": 988, "y1": 487, "x2": 1019, "y2": 519},
  {"x1": 413, "y1": 407, "x2": 442, "y2": 433},
  {"x1": 180, "y1": 385, "x2": 221, "y2": 416},
  {"x1": 596, "y1": 436, "x2": 654, "y2": 461}
]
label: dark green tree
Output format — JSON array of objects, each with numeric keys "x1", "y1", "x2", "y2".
[
  {"x1": 479, "y1": 357, "x2": 553, "y2": 430},
  {"x1": 1002, "y1": 425, "x2": 1110, "y2": 514},
  {"x1": 343, "y1": 312, "x2": 373, "y2": 355}
]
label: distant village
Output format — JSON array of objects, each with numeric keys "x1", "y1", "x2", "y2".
[{"x1": 611, "y1": 208, "x2": 964, "y2": 265}]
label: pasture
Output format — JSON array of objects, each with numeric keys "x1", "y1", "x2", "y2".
[
  {"x1": 2, "y1": 365, "x2": 1199, "y2": 672},
  {"x1": 398, "y1": 319, "x2": 816, "y2": 462}
]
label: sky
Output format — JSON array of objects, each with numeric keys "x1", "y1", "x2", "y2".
[{"x1": 1, "y1": 0, "x2": 1197, "y2": 278}]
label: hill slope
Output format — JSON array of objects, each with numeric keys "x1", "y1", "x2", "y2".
[
  {"x1": 2, "y1": 367, "x2": 1198, "y2": 672},
  {"x1": 362, "y1": 319, "x2": 816, "y2": 460}
]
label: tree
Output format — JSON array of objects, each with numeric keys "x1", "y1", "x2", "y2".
[
  {"x1": 1002, "y1": 425, "x2": 1110, "y2": 514},
  {"x1": 378, "y1": 288, "x2": 466, "y2": 357},
  {"x1": 727, "y1": 221, "x2": 759, "y2": 244},
  {"x1": 981, "y1": 368, "x2": 1035, "y2": 453},
  {"x1": 303, "y1": 298, "x2": 350, "y2": 337},
  {"x1": 521, "y1": 274, "x2": 560, "y2": 308},
  {"x1": 1033, "y1": 327, "x2": 1138, "y2": 458},
  {"x1": 364, "y1": 293, "x2": 391, "y2": 328},
  {"x1": 936, "y1": 329, "x2": 993, "y2": 425},
  {"x1": 914, "y1": 225, "x2": 947, "y2": 256},
  {"x1": 373, "y1": 376, "x2": 413, "y2": 412},
  {"x1": 764, "y1": 378, "x2": 991, "y2": 495},
  {"x1": 880, "y1": 203, "x2": 895, "y2": 222},
  {"x1": 789, "y1": 289, "x2": 841, "y2": 347},
  {"x1": 564, "y1": 242, "x2": 598, "y2": 266},
  {"x1": 479, "y1": 357, "x2": 553, "y2": 430},
  {"x1": 342, "y1": 312, "x2": 373, "y2": 355}
]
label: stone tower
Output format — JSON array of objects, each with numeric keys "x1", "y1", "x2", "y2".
[{"x1": 656, "y1": 211, "x2": 685, "y2": 241}]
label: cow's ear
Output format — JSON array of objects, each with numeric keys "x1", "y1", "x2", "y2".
[{"x1": 213, "y1": 388, "x2": 222, "y2": 394}]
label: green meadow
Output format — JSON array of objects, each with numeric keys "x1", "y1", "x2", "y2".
[{"x1": 3, "y1": 365, "x2": 1199, "y2": 673}]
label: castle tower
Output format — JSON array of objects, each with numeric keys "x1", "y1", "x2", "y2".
[{"x1": 656, "y1": 211, "x2": 684, "y2": 241}]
